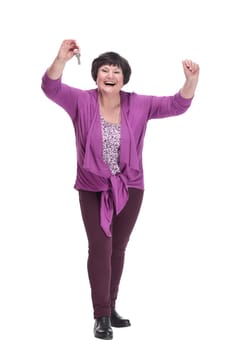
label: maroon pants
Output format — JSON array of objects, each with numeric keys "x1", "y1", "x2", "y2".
[{"x1": 78, "y1": 188, "x2": 144, "y2": 319}]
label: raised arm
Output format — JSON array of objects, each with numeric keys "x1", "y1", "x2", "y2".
[
  {"x1": 41, "y1": 39, "x2": 84, "y2": 119},
  {"x1": 47, "y1": 39, "x2": 80, "y2": 79},
  {"x1": 142, "y1": 59, "x2": 200, "y2": 120},
  {"x1": 180, "y1": 59, "x2": 200, "y2": 98}
]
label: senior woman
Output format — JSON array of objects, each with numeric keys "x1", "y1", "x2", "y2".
[{"x1": 41, "y1": 39, "x2": 199, "y2": 340}]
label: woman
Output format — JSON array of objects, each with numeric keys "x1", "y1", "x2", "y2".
[{"x1": 41, "y1": 39, "x2": 199, "y2": 340}]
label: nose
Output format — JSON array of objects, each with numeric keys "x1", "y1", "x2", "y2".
[{"x1": 106, "y1": 70, "x2": 113, "y2": 79}]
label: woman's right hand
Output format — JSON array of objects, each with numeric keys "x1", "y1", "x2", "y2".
[
  {"x1": 47, "y1": 39, "x2": 80, "y2": 79},
  {"x1": 56, "y1": 39, "x2": 80, "y2": 63}
]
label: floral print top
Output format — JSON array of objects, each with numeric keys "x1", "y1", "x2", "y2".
[{"x1": 100, "y1": 115, "x2": 121, "y2": 175}]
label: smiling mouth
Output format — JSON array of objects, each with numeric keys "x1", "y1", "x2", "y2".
[{"x1": 104, "y1": 81, "x2": 116, "y2": 86}]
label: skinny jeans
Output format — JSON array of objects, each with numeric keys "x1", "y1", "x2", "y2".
[{"x1": 78, "y1": 188, "x2": 144, "y2": 319}]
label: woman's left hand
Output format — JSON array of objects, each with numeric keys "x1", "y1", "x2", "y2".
[{"x1": 182, "y1": 60, "x2": 200, "y2": 81}]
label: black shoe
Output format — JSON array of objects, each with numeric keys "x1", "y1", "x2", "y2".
[
  {"x1": 94, "y1": 316, "x2": 113, "y2": 340},
  {"x1": 111, "y1": 309, "x2": 131, "y2": 328}
]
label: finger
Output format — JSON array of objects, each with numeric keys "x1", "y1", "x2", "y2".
[
  {"x1": 70, "y1": 41, "x2": 81, "y2": 54},
  {"x1": 186, "y1": 59, "x2": 192, "y2": 69},
  {"x1": 63, "y1": 39, "x2": 79, "y2": 50},
  {"x1": 73, "y1": 48, "x2": 81, "y2": 55},
  {"x1": 185, "y1": 60, "x2": 195, "y2": 72},
  {"x1": 183, "y1": 59, "x2": 190, "y2": 68},
  {"x1": 190, "y1": 62, "x2": 199, "y2": 73}
]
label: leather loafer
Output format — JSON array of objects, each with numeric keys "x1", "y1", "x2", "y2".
[
  {"x1": 94, "y1": 316, "x2": 113, "y2": 340},
  {"x1": 111, "y1": 309, "x2": 131, "y2": 328}
]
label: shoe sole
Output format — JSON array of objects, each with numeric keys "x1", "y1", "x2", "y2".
[{"x1": 94, "y1": 333, "x2": 113, "y2": 340}]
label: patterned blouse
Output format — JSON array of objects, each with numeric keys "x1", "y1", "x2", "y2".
[{"x1": 100, "y1": 115, "x2": 121, "y2": 175}]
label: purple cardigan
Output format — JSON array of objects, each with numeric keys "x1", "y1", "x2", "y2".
[{"x1": 41, "y1": 72, "x2": 193, "y2": 236}]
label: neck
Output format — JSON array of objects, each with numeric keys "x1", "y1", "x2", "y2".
[{"x1": 98, "y1": 91, "x2": 121, "y2": 109}]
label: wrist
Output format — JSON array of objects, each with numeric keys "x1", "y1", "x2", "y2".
[
  {"x1": 180, "y1": 79, "x2": 198, "y2": 99},
  {"x1": 55, "y1": 55, "x2": 67, "y2": 65}
]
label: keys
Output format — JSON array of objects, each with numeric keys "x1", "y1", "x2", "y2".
[{"x1": 75, "y1": 52, "x2": 81, "y2": 65}]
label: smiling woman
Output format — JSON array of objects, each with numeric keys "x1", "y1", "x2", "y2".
[{"x1": 41, "y1": 39, "x2": 199, "y2": 340}]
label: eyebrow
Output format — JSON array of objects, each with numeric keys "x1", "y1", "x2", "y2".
[{"x1": 101, "y1": 65, "x2": 121, "y2": 70}]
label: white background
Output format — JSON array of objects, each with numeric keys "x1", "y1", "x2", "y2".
[{"x1": 0, "y1": 0, "x2": 232, "y2": 349}]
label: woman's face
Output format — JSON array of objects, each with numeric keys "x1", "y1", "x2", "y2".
[{"x1": 96, "y1": 64, "x2": 124, "y2": 94}]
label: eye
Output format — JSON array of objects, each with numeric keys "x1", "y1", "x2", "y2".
[{"x1": 101, "y1": 68, "x2": 108, "y2": 73}]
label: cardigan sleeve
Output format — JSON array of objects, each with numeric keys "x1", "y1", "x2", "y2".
[
  {"x1": 143, "y1": 92, "x2": 193, "y2": 120},
  {"x1": 41, "y1": 71, "x2": 88, "y2": 121}
]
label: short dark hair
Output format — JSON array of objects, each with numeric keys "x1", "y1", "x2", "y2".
[{"x1": 91, "y1": 52, "x2": 131, "y2": 85}]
